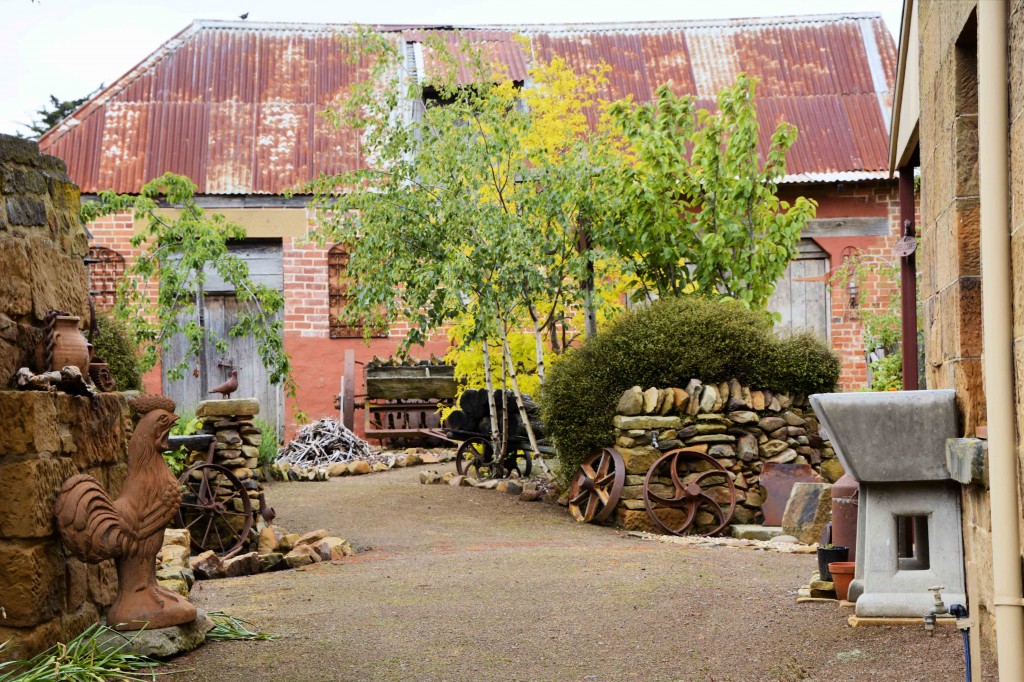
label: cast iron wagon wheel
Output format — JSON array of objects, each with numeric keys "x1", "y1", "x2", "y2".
[
  {"x1": 456, "y1": 437, "x2": 498, "y2": 479},
  {"x1": 642, "y1": 448, "x2": 736, "y2": 537},
  {"x1": 568, "y1": 447, "x2": 626, "y2": 523},
  {"x1": 501, "y1": 448, "x2": 533, "y2": 478},
  {"x1": 177, "y1": 462, "x2": 253, "y2": 559}
]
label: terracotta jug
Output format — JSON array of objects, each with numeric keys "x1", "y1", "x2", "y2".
[{"x1": 35, "y1": 315, "x2": 90, "y2": 374}]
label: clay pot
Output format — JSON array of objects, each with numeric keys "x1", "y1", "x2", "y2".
[
  {"x1": 829, "y1": 561, "x2": 856, "y2": 601},
  {"x1": 35, "y1": 315, "x2": 90, "y2": 374}
]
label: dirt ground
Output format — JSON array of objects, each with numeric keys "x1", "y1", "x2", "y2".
[{"x1": 171, "y1": 463, "x2": 980, "y2": 682}]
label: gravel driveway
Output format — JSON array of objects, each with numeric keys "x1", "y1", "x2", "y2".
[{"x1": 171, "y1": 463, "x2": 980, "y2": 681}]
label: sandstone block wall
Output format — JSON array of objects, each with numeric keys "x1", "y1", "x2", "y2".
[
  {"x1": 0, "y1": 391, "x2": 130, "y2": 661},
  {"x1": 0, "y1": 135, "x2": 90, "y2": 387},
  {"x1": 609, "y1": 381, "x2": 841, "y2": 533}
]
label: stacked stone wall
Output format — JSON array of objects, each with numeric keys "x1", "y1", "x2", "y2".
[
  {"x1": 609, "y1": 381, "x2": 841, "y2": 533},
  {"x1": 0, "y1": 392, "x2": 130, "y2": 661}
]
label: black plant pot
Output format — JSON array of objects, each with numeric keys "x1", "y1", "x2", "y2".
[{"x1": 817, "y1": 546, "x2": 849, "y2": 581}]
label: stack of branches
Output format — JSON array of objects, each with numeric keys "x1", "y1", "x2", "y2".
[{"x1": 277, "y1": 418, "x2": 375, "y2": 469}]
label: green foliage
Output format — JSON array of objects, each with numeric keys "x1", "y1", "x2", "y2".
[
  {"x1": 869, "y1": 352, "x2": 902, "y2": 391},
  {"x1": 594, "y1": 74, "x2": 817, "y2": 306},
  {"x1": 205, "y1": 612, "x2": 278, "y2": 641},
  {"x1": 540, "y1": 296, "x2": 839, "y2": 485},
  {"x1": 0, "y1": 623, "x2": 165, "y2": 681},
  {"x1": 164, "y1": 409, "x2": 202, "y2": 476},
  {"x1": 90, "y1": 312, "x2": 143, "y2": 391},
  {"x1": 81, "y1": 172, "x2": 296, "y2": 399},
  {"x1": 252, "y1": 418, "x2": 280, "y2": 467},
  {"x1": 17, "y1": 87, "x2": 101, "y2": 140}
]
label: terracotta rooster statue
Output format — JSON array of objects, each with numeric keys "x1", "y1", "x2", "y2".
[
  {"x1": 209, "y1": 368, "x2": 238, "y2": 399},
  {"x1": 55, "y1": 395, "x2": 196, "y2": 630}
]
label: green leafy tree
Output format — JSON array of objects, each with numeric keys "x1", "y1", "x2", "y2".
[
  {"x1": 593, "y1": 75, "x2": 817, "y2": 307},
  {"x1": 19, "y1": 87, "x2": 101, "y2": 139},
  {"x1": 81, "y1": 173, "x2": 294, "y2": 397}
]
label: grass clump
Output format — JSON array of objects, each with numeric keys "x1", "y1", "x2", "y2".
[
  {"x1": 251, "y1": 419, "x2": 280, "y2": 467},
  {"x1": 90, "y1": 312, "x2": 144, "y2": 391},
  {"x1": 540, "y1": 296, "x2": 840, "y2": 486},
  {"x1": 0, "y1": 623, "x2": 166, "y2": 681},
  {"x1": 205, "y1": 612, "x2": 278, "y2": 641}
]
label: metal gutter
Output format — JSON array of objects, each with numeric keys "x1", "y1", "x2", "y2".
[{"x1": 977, "y1": 2, "x2": 1024, "y2": 678}]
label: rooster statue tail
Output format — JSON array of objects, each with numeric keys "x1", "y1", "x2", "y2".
[{"x1": 55, "y1": 474, "x2": 131, "y2": 563}]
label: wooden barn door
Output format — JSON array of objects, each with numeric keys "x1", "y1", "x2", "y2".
[
  {"x1": 162, "y1": 240, "x2": 284, "y2": 437},
  {"x1": 767, "y1": 240, "x2": 831, "y2": 340}
]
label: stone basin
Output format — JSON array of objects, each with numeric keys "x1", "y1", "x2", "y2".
[{"x1": 809, "y1": 390, "x2": 957, "y2": 482}]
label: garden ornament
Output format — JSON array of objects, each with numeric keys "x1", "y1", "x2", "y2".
[{"x1": 55, "y1": 394, "x2": 197, "y2": 630}]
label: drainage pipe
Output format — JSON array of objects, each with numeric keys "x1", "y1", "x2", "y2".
[{"x1": 977, "y1": 1, "x2": 1024, "y2": 678}]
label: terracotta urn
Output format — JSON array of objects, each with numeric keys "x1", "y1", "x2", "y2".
[{"x1": 35, "y1": 315, "x2": 90, "y2": 374}]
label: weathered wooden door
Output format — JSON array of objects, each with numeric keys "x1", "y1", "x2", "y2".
[
  {"x1": 162, "y1": 241, "x2": 284, "y2": 437},
  {"x1": 767, "y1": 240, "x2": 831, "y2": 340}
]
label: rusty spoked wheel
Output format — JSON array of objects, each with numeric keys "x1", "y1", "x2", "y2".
[
  {"x1": 643, "y1": 448, "x2": 736, "y2": 536},
  {"x1": 456, "y1": 437, "x2": 497, "y2": 479},
  {"x1": 568, "y1": 447, "x2": 625, "y2": 523},
  {"x1": 501, "y1": 448, "x2": 532, "y2": 478},
  {"x1": 178, "y1": 463, "x2": 253, "y2": 558}
]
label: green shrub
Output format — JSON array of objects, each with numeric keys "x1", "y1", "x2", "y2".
[
  {"x1": 252, "y1": 418, "x2": 280, "y2": 466},
  {"x1": 89, "y1": 312, "x2": 143, "y2": 391},
  {"x1": 540, "y1": 296, "x2": 839, "y2": 486}
]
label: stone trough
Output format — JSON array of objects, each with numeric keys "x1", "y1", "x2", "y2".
[{"x1": 810, "y1": 390, "x2": 964, "y2": 617}]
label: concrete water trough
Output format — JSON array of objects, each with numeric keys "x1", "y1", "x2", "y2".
[{"x1": 809, "y1": 390, "x2": 965, "y2": 617}]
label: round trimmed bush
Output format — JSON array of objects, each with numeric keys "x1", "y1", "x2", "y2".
[
  {"x1": 90, "y1": 312, "x2": 144, "y2": 391},
  {"x1": 540, "y1": 296, "x2": 839, "y2": 486}
]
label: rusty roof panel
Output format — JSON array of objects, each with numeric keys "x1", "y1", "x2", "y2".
[
  {"x1": 206, "y1": 102, "x2": 255, "y2": 194},
  {"x1": 405, "y1": 29, "x2": 529, "y2": 84},
  {"x1": 40, "y1": 15, "x2": 897, "y2": 194}
]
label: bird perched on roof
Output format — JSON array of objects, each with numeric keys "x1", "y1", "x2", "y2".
[
  {"x1": 239, "y1": 12, "x2": 249, "y2": 20},
  {"x1": 210, "y1": 368, "x2": 239, "y2": 399}
]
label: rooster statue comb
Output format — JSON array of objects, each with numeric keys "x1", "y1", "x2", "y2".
[{"x1": 55, "y1": 394, "x2": 197, "y2": 630}]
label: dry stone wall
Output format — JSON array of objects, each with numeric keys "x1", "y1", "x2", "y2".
[{"x1": 610, "y1": 381, "x2": 843, "y2": 533}]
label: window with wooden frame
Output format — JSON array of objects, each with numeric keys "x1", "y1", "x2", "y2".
[
  {"x1": 86, "y1": 246, "x2": 126, "y2": 311},
  {"x1": 328, "y1": 243, "x2": 384, "y2": 338}
]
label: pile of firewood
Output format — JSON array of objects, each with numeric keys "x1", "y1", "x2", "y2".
[{"x1": 277, "y1": 418, "x2": 374, "y2": 469}]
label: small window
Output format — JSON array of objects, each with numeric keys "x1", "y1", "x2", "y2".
[
  {"x1": 86, "y1": 246, "x2": 126, "y2": 311},
  {"x1": 328, "y1": 244, "x2": 384, "y2": 339},
  {"x1": 895, "y1": 514, "x2": 930, "y2": 571}
]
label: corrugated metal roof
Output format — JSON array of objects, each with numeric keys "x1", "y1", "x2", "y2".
[{"x1": 40, "y1": 14, "x2": 897, "y2": 194}]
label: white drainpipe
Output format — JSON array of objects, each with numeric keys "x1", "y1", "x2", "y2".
[{"x1": 978, "y1": 1, "x2": 1024, "y2": 677}]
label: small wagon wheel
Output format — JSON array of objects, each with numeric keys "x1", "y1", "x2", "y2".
[
  {"x1": 568, "y1": 447, "x2": 626, "y2": 523},
  {"x1": 178, "y1": 463, "x2": 253, "y2": 558},
  {"x1": 643, "y1": 448, "x2": 736, "y2": 537},
  {"x1": 501, "y1": 447, "x2": 533, "y2": 478},
  {"x1": 456, "y1": 437, "x2": 497, "y2": 479}
]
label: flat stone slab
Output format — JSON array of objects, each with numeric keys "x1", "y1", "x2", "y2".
[
  {"x1": 613, "y1": 415, "x2": 682, "y2": 430},
  {"x1": 730, "y1": 524, "x2": 782, "y2": 541},
  {"x1": 195, "y1": 398, "x2": 259, "y2": 418},
  {"x1": 99, "y1": 610, "x2": 214, "y2": 658},
  {"x1": 781, "y1": 482, "x2": 832, "y2": 544}
]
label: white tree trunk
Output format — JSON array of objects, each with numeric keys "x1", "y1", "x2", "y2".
[
  {"x1": 481, "y1": 340, "x2": 502, "y2": 458},
  {"x1": 497, "y1": 323, "x2": 551, "y2": 477}
]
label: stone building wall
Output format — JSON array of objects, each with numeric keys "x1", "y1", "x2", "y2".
[{"x1": 0, "y1": 133, "x2": 131, "y2": 660}]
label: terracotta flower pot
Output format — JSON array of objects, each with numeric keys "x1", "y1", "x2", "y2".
[
  {"x1": 35, "y1": 315, "x2": 90, "y2": 374},
  {"x1": 829, "y1": 561, "x2": 856, "y2": 602}
]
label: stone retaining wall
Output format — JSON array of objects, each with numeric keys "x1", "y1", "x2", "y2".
[
  {"x1": 611, "y1": 381, "x2": 843, "y2": 533},
  {"x1": 0, "y1": 391, "x2": 130, "y2": 660}
]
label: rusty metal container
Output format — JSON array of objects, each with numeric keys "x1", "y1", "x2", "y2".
[{"x1": 831, "y1": 473, "x2": 860, "y2": 562}]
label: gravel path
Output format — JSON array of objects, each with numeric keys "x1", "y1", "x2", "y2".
[{"x1": 171, "y1": 463, "x2": 980, "y2": 681}]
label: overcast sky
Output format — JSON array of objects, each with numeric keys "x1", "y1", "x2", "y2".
[{"x1": 0, "y1": 0, "x2": 903, "y2": 136}]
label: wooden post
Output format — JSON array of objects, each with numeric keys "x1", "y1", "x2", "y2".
[
  {"x1": 341, "y1": 349, "x2": 355, "y2": 431},
  {"x1": 898, "y1": 166, "x2": 919, "y2": 390}
]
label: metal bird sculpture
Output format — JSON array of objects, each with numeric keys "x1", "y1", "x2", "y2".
[{"x1": 209, "y1": 368, "x2": 239, "y2": 399}]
